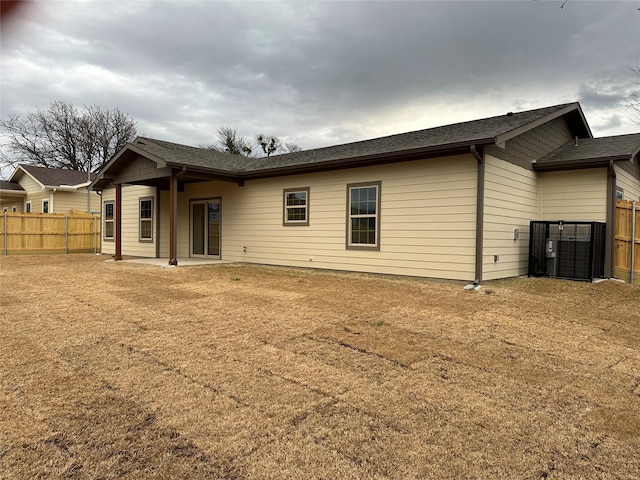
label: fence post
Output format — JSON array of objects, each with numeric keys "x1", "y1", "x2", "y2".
[
  {"x1": 65, "y1": 214, "x2": 69, "y2": 254},
  {"x1": 93, "y1": 215, "x2": 97, "y2": 254},
  {"x1": 3, "y1": 211, "x2": 6, "y2": 256}
]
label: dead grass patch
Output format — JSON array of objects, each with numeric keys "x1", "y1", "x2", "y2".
[{"x1": 1, "y1": 255, "x2": 639, "y2": 479}]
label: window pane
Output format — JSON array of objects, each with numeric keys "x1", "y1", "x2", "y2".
[
  {"x1": 287, "y1": 207, "x2": 306, "y2": 221},
  {"x1": 105, "y1": 203, "x2": 114, "y2": 220},
  {"x1": 105, "y1": 222, "x2": 113, "y2": 238},
  {"x1": 140, "y1": 220, "x2": 152, "y2": 239},
  {"x1": 140, "y1": 199, "x2": 152, "y2": 219},
  {"x1": 287, "y1": 192, "x2": 306, "y2": 206}
]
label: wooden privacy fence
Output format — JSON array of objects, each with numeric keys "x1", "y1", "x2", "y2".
[
  {"x1": 1, "y1": 211, "x2": 101, "y2": 255},
  {"x1": 614, "y1": 199, "x2": 640, "y2": 285}
]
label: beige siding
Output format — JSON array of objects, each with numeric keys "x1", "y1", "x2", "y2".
[
  {"x1": 164, "y1": 155, "x2": 478, "y2": 280},
  {"x1": 482, "y1": 155, "x2": 539, "y2": 281},
  {"x1": 51, "y1": 190, "x2": 100, "y2": 213},
  {"x1": 24, "y1": 191, "x2": 52, "y2": 214},
  {"x1": 17, "y1": 174, "x2": 49, "y2": 213},
  {"x1": 100, "y1": 185, "x2": 157, "y2": 257},
  {"x1": 539, "y1": 169, "x2": 608, "y2": 221},
  {"x1": 615, "y1": 164, "x2": 640, "y2": 201}
]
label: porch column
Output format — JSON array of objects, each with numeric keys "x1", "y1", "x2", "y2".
[
  {"x1": 168, "y1": 172, "x2": 178, "y2": 265},
  {"x1": 115, "y1": 183, "x2": 122, "y2": 261}
]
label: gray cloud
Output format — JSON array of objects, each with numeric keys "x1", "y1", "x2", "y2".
[{"x1": 1, "y1": 0, "x2": 639, "y2": 161}]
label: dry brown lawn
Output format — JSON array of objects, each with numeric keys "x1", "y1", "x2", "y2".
[{"x1": 1, "y1": 254, "x2": 639, "y2": 479}]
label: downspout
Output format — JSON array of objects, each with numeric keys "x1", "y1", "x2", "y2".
[
  {"x1": 471, "y1": 145, "x2": 484, "y2": 284},
  {"x1": 605, "y1": 160, "x2": 616, "y2": 278}
]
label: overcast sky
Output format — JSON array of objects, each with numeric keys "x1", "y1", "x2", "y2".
[{"x1": 1, "y1": 0, "x2": 639, "y2": 160}]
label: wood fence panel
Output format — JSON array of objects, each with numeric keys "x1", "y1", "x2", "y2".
[
  {"x1": 614, "y1": 199, "x2": 639, "y2": 285},
  {"x1": 1, "y1": 212, "x2": 101, "y2": 255}
]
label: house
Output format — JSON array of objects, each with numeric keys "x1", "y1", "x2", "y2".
[
  {"x1": 91, "y1": 103, "x2": 640, "y2": 282},
  {"x1": 0, "y1": 164, "x2": 100, "y2": 214}
]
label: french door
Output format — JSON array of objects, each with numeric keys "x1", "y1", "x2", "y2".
[{"x1": 190, "y1": 199, "x2": 221, "y2": 258}]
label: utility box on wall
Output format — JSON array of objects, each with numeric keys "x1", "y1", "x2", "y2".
[{"x1": 528, "y1": 221, "x2": 606, "y2": 282}]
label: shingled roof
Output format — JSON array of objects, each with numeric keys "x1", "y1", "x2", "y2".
[
  {"x1": 14, "y1": 164, "x2": 96, "y2": 187},
  {"x1": 534, "y1": 133, "x2": 640, "y2": 170},
  {"x1": 0, "y1": 180, "x2": 25, "y2": 192},
  {"x1": 94, "y1": 102, "x2": 593, "y2": 188}
]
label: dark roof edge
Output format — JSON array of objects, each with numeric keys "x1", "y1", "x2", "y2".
[
  {"x1": 242, "y1": 140, "x2": 495, "y2": 179},
  {"x1": 533, "y1": 154, "x2": 631, "y2": 172}
]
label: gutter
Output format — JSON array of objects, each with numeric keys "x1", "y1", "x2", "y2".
[
  {"x1": 470, "y1": 145, "x2": 484, "y2": 284},
  {"x1": 532, "y1": 155, "x2": 630, "y2": 172},
  {"x1": 242, "y1": 141, "x2": 495, "y2": 180}
]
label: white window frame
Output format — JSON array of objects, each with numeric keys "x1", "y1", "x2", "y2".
[
  {"x1": 25, "y1": 201, "x2": 31, "y2": 213},
  {"x1": 42, "y1": 200, "x2": 49, "y2": 213},
  {"x1": 139, "y1": 197, "x2": 153, "y2": 242},
  {"x1": 283, "y1": 188, "x2": 309, "y2": 226},
  {"x1": 104, "y1": 201, "x2": 115, "y2": 241},
  {"x1": 346, "y1": 181, "x2": 381, "y2": 250},
  {"x1": 616, "y1": 187, "x2": 624, "y2": 200},
  {"x1": 11, "y1": 206, "x2": 17, "y2": 212}
]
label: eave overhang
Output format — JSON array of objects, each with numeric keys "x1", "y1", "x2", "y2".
[
  {"x1": 532, "y1": 154, "x2": 632, "y2": 172},
  {"x1": 241, "y1": 140, "x2": 495, "y2": 180}
]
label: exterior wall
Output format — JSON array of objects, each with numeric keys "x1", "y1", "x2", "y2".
[
  {"x1": 101, "y1": 185, "x2": 157, "y2": 257},
  {"x1": 152, "y1": 155, "x2": 479, "y2": 281},
  {"x1": 485, "y1": 116, "x2": 574, "y2": 171},
  {"x1": 539, "y1": 168, "x2": 608, "y2": 221},
  {"x1": 0, "y1": 194, "x2": 27, "y2": 212},
  {"x1": 482, "y1": 155, "x2": 539, "y2": 281},
  {"x1": 615, "y1": 163, "x2": 640, "y2": 201},
  {"x1": 50, "y1": 190, "x2": 100, "y2": 213},
  {"x1": 14, "y1": 174, "x2": 49, "y2": 213},
  {"x1": 2, "y1": 173, "x2": 99, "y2": 213}
]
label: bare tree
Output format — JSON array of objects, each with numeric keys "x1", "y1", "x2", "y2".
[
  {"x1": 206, "y1": 127, "x2": 253, "y2": 156},
  {"x1": 281, "y1": 142, "x2": 302, "y2": 154},
  {"x1": 0, "y1": 101, "x2": 137, "y2": 172},
  {"x1": 205, "y1": 128, "x2": 302, "y2": 157},
  {"x1": 256, "y1": 134, "x2": 281, "y2": 157},
  {"x1": 627, "y1": 63, "x2": 640, "y2": 124}
]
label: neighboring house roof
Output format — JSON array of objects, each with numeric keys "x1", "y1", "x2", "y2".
[
  {"x1": 94, "y1": 103, "x2": 592, "y2": 189},
  {"x1": 11, "y1": 164, "x2": 96, "y2": 188},
  {"x1": 534, "y1": 133, "x2": 640, "y2": 171},
  {"x1": 0, "y1": 180, "x2": 26, "y2": 192}
]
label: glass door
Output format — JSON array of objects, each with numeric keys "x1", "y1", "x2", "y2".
[{"x1": 191, "y1": 199, "x2": 221, "y2": 258}]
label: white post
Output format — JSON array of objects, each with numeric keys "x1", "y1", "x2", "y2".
[{"x1": 3, "y1": 211, "x2": 7, "y2": 256}]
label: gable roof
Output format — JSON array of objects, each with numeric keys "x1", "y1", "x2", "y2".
[
  {"x1": 12, "y1": 164, "x2": 96, "y2": 188},
  {"x1": 534, "y1": 133, "x2": 640, "y2": 171},
  {"x1": 93, "y1": 102, "x2": 593, "y2": 188}
]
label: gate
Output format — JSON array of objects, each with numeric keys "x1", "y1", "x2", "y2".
[{"x1": 614, "y1": 200, "x2": 639, "y2": 285}]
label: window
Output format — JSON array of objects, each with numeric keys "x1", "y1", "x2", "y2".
[
  {"x1": 25, "y1": 202, "x2": 31, "y2": 213},
  {"x1": 347, "y1": 182, "x2": 381, "y2": 250},
  {"x1": 616, "y1": 188, "x2": 624, "y2": 200},
  {"x1": 42, "y1": 200, "x2": 49, "y2": 213},
  {"x1": 104, "y1": 201, "x2": 114, "y2": 240},
  {"x1": 283, "y1": 188, "x2": 309, "y2": 225},
  {"x1": 11, "y1": 206, "x2": 17, "y2": 212},
  {"x1": 139, "y1": 197, "x2": 153, "y2": 241}
]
